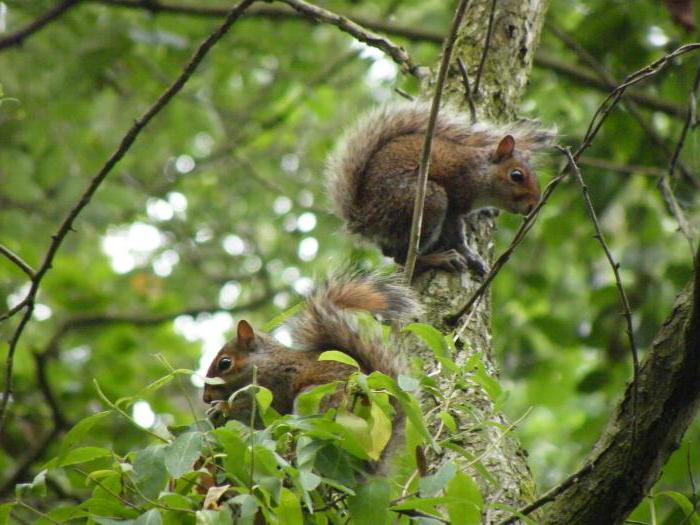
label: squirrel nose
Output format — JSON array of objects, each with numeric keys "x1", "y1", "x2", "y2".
[{"x1": 202, "y1": 390, "x2": 212, "y2": 404}]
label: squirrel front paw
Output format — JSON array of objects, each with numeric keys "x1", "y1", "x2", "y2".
[{"x1": 456, "y1": 244, "x2": 490, "y2": 277}]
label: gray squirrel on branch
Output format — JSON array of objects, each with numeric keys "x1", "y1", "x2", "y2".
[{"x1": 326, "y1": 101, "x2": 556, "y2": 275}]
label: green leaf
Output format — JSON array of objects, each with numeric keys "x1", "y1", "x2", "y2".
[
  {"x1": 294, "y1": 382, "x2": 341, "y2": 416},
  {"x1": 367, "y1": 400, "x2": 392, "y2": 460},
  {"x1": 135, "y1": 509, "x2": 162, "y2": 525},
  {"x1": 255, "y1": 386, "x2": 273, "y2": 414},
  {"x1": 318, "y1": 350, "x2": 360, "y2": 369},
  {"x1": 133, "y1": 445, "x2": 168, "y2": 499},
  {"x1": 347, "y1": 479, "x2": 392, "y2": 525},
  {"x1": 262, "y1": 302, "x2": 304, "y2": 331},
  {"x1": 230, "y1": 494, "x2": 258, "y2": 518},
  {"x1": 298, "y1": 468, "x2": 321, "y2": 491},
  {"x1": 439, "y1": 411, "x2": 457, "y2": 433},
  {"x1": 277, "y1": 488, "x2": 302, "y2": 525},
  {"x1": 335, "y1": 409, "x2": 371, "y2": 459},
  {"x1": 420, "y1": 462, "x2": 457, "y2": 497},
  {"x1": 56, "y1": 411, "x2": 111, "y2": 462},
  {"x1": 403, "y1": 323, "x2": 450, "y2": 358},
  {"x1": 58, "y1": 446, "x2": 112, "y2": 467},
  {"x1": 0, "y1": 502, "x2": 14, "y2": 525},
  {"x1": 466, "y1": 355, "x2": 502, "y2": 401},
  {"x1": 196, "y1": 508, "x2": 233, "y2": 525},
  {"x1": 445, "y1": 472, "x2": 482, "y2": 525},
  {"x1": 397, "y1": 374, "x2": 419, "y2": 391},
  {"x1": 657, "y1": 491, "x2": 700, "y2": 525},
  {"x1": 165, "y1": 431, "x2": 203, "y2": 478},
  {"x1": 43, "y1": 506, "x2": 88, "y2": 522}
]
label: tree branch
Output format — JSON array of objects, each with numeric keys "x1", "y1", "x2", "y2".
[
  {"x1": 0, "y1": 0, "x2": 81, "y2": 52},
  {"x1": 0, "y1": 244, "x2": 35, "y2": 278},
  {"x1": 277, "y1": 0, "x2": 424, "y2": 78},
  {"x1": 536, "y1": 241, "x2": 700, "y2": 524},
  {"x1": 0, "y1": 0, "x2": 258, "y2": 433}
]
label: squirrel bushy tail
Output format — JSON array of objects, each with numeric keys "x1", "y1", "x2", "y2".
[
  {"x1": 325, "y1": 100, "x2": 557, "y2": 225},
  {"x1": 290, "y1": 271, "x2": 419, "y2": 473},
  {"x1": 291, "y1": 271, "x2": 421, "y2": 379}
]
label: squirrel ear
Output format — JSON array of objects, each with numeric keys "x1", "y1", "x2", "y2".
[
  {"x1": 237, "y1": 320, "x2": 255, "y2": 349},
  {"x1": 494, "y1": 135, "x2": 515, "y2": 162}
]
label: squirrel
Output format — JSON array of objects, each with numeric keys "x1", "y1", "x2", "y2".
[
  {"x1": 325, "y1": 101, "x2": 556, "y2": 275},
  {"x1": 202, "y1": 272, "x2": 421, "y2": 471}
]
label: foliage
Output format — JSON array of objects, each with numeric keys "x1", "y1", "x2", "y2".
[
  {"x1": 5, "y1": 323, "x2": 498, "y2": 524},
  {"x1": 0, "y1": 0, "x2": 699, "y2": 523}
]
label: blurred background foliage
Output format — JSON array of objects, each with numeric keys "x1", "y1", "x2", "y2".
[{"x1": 0, "y1": 0, "x2": 699, "y2": 522}]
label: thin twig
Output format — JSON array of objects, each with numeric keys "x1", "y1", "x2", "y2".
[
  {"x1": 472, "y1": 0, "x2": 497, "y2": 96},
  {"x1": 0, "y1": 299, "x2": 29, "y2": 323},
  {"x1": 0, "y1": 0, "x2": 258, "y2": 434},
  {"x1": 661, "y1": 64, "x2": 700, "y2": 255},
  {"x1": 0, "y1": 244, "x2": 35, "y2": 278},
  {"x1": 558, "y1": 145, "x2": 640, "y2": 449},
  {"x1": 249, "y1": 366, "x2": 258, "y2": 488},
  {"x1": 0, "y1": 0, "x2": 82, "y2": 52},
  {"x1": 278, "y1": 0, "x2": 425, "y2": 78},
  {"x1": 456, "y1": 57, "x2": 477, "y2": 123},
  {"x1": 578, "y1": 157, "x2": 666, "y2": 177},
  {"x1": 497, "y1": 463, "x2": 596, "y2": 525},
  {"x1": 404, "y1": 0, "x2": 471, "y2": 281},
  {"x1": 550, "y1": 25, "x2": 697, "y2": 251}
]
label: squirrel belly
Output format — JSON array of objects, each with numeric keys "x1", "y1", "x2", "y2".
[
  {"x1": 326, "y1": 101, "x2": 556, "y2": 275},
  {"x1": 202, "y1": 272, "x2": 421, "y2": 472}
]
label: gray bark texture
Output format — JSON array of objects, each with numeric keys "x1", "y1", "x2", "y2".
[
  {"x1": 540, "y1": 245, "x2": 700, "y2": 525},
  {"x1": 410, "y1": 0, "x2": 550, "y2": 521}
]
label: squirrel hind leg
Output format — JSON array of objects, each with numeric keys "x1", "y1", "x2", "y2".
[
  {"x1": 415, "y1": 250, "x2": 469, "y2": 274},
  {"x1": 434, "y1": 214, "x2": 490, "y2": 277}
]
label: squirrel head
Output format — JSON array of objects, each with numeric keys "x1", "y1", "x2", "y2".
[
  {"x1": 489, "y1": 135, "x2": 541, "y2": 215},
  {"x1": 202, "y1": 319, "x2": 257, "y2": 404}
]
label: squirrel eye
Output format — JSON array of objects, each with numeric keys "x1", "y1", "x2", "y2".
[
  {"x1": 217, "y1": 357, "x2": 232, "y2": 371},
  {"x1": 510, "y1": 169, "x2": 525, "y2": 183}
]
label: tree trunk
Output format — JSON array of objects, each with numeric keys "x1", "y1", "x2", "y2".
[{"x1": 411, "y1": 0, "x2": 550, "y2": 521}]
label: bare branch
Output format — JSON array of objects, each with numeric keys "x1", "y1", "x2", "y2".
[
  {"x1": 578, "y1": 157, "x2": 666, "y2": 177},
  {"x1": 456, "y1": 57, "x2": 477, "y2": 123},
  {"x1": 559, "y1": 145, "x2": 640, "y2": 445},
  {"x1": 0, "y1": 0, "x2": 81, "y2": 52},
  {"x1": 0, "y1": 0, "x2": 258, "y2": 433},
  {"x1": 404, "y1": 0, "x2": 471, "y2": 281},
  {"x1": 471, "y1": 0, "x2": 497, "y2": 96},
  {"x1": 0, "y1": 244, "x2": 35, "y2": 278},
  {"x1": 278, "y1": 0, "x2": 425, "y2": 78}
]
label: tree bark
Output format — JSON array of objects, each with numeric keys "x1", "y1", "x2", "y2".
[
  {"x1": 540, "y1": 244, "x2": 700, "y2": 524},
  {"x1": 410, "y1": 0, "x2": 550, "y2": 521}
]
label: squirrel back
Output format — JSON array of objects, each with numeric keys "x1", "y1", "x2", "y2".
[{"x1": 326, "y1": 100, "x2": 556, "y2": 226}]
